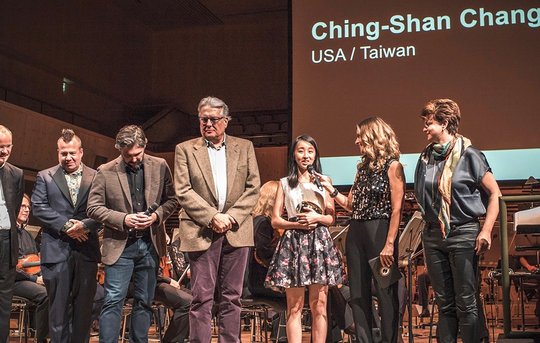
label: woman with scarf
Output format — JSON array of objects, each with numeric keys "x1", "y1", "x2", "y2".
[{"x1": 414, "y1": 99, "x2": 500, "y2": 343}]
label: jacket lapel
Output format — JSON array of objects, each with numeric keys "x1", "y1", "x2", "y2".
[
  {"x1": 0, "y1": 164, "x2": 17, "y2": 227},
  {"x1": 115, "y1": 158, "x2": 133, "y2": 211},
  {"x1": 226, "y1": 138, "x2": 240, "y2": 200},
  {"x1": 51, "y1": 166, "x2": 74, "y2": 207},
  {"x1": 74, "y1": 165, "x2": 93, "y2": 210},
  {"x1": 143, "y1": 156, "x2": 156, "y2": 207},
  {"x1": 192, "y1": 138, "x2": 217, "y2": 202}
]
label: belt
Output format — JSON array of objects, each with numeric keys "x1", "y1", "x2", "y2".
[
  {"x1": 126, "y1": 229, "x2": 150, "y2": 244},
  {"x1": 426, "y1": 220, "x2": 479, "y2": 230}
]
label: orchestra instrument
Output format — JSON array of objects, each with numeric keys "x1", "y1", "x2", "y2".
[
  {"x1": 160, "y1": 255, "x2": 173, "y2": 279},
  {"x1": 17, "y1": 253, "x2": 41, "y2": 275},
  {"x1": 96, "y1": 263, "x2": 105, "y2": 285}
]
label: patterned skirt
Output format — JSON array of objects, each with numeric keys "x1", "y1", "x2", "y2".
[{"x1": 264, "y1": 225, "x2": 343, "y2": 292}]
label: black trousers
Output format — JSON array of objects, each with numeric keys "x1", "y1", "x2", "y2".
[
  {"x1": 347, "y1": 219, "x2": 399, "y2": 343},
  {"x1": 0, "y1": 231, "x2": 15, "y2": 342},
  {"x1": 13, "y1": 280, "x2": 49, "y2": 340},
  {"x1": 422, "y1": 222, "x2": 480, "y2": 343},
  {"x1": 154, "y1": 282, "x2": 192, "y2": 343},
  {"x1": 41, "y1": 251, "x2": 97, "y2": 343},
  {"x1": 417, "y1": 272, "x2": 431, "y2": 309}
]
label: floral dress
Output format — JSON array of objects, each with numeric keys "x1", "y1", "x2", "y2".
[{"x1": 264, "y1": 178, "x2": 343, "y2": 291}]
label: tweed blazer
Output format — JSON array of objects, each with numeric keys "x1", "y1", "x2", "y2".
[
  {"x1": 174, "y1": 135, "x2": 260, "y2": 252},
  {"x1": 0, "y1": 162, "x2": 23, "y2": 267},
  {"x1": 87, "y1": 154, "x2": 178, "y2": 265}
]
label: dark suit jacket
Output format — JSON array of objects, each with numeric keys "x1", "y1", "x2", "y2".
[
  {"x1": 31, "y1": 164, "x2": 100, "y2": 264},
  {"x1": 87, "y1": 155, "x2": 178, "y2": 265},
  {"x1": 174, "y1": 136, "x2": 260, "y2": 252},
  {"x1": 0, "y1": 162, "x2": 24, "y2": 267}
]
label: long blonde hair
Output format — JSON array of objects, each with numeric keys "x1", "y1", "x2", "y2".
[
  {"x1": 357, "y1": 117, "x2": 400, "y2": 171},
  {"x1": 252, "y1": 180, "x2": 280, "y2": 217}
]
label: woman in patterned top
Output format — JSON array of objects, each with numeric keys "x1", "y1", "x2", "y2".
[
  {"x1": 414, "y1": 99, "x2": 500, "y2": 343},
  {"x1": 317, "y1": 117, "x2": 405, "y2": 343},
  {"x1": 265, "y1": 135, "x2": 343, "y2": 343}
]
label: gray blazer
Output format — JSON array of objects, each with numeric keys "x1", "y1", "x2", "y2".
[
  {"x1": 87, "y1": 155, "x2": 178, "y2": 265},
  {"x1": 174, "y1": 136, "x2": 260, "y2": 252}
]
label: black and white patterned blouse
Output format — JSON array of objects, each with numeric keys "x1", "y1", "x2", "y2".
[{"x1": 351, "y1": 159, "x2": 395, "y2": 220}]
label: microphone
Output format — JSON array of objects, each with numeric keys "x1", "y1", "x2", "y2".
[
  {"x1": 307, "y1": 165, "x2": 323, "y2": 191},
  {"x1": 144, "y1": 202, "x2": 159, "y2": 216}
]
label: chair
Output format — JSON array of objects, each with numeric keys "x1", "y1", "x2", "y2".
[
  {"x1": 120, "y1": 299, "x2": 166, "y2": 343},
  {"x1": 11, "y1": 296, "x2": 30, "y2": 343},
  {"x1": 428, "y1": 297, "x2": 439, "y2": 343},
  {"x1": 241, "y1": 296, "x2": 286, "y2": 343}
]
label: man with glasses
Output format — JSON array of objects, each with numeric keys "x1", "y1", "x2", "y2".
[
  {"x1": 0, "y1": 125, "x2": 24, "y2": 342},
  {"x1": 174, "y1": 96, "x2": 260, "y2": 342},
  {"x1": 32, "y1": 129, "x2": 100, "y2": 343}
]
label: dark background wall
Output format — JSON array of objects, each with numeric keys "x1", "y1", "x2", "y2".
[{"x1": 0, "y1": 1, "x2": 289, "y2": 137}]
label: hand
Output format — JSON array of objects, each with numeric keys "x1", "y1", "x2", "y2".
[
  {"x1": 36, "y1": 276, "x2": 45, "y2": 286},
  {"x1": 313, "y1": 171, "x2": 333, "y2": 192},
  {"x1": 211, "y1": 213, "x2": 234, "y2": 233},
  {"x1": 290, "y1": 217, "x2": 316, "y2": 231},
  {"x1": 379, "y1": 242, "x2": 395, "y2": 268},
  {"x1": 170, "y1": 279, "x2": 181, "y2": 289},
  {"x1": 475, "y1": 229, "x2": 491, "y2": 255},
  {"x1": 66, "y1": 220, "x2": 88, "y2": 242},
  {"x1": 133, "y1": 212, "x2": 157, "y2": 230},
  {"x1": 125, "y1": 213, "x2": 157, "y2": 230},
  {"x1": 296, "y1": 208, "x2": 320, "y2": 226},
  {"x1": 124, "y1": 213, "x2": 140, "y2": 229}
]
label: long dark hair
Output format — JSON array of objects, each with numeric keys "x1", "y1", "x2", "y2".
[{"x1": 287, "y1": 134, "x2": 322, "y2": 188}]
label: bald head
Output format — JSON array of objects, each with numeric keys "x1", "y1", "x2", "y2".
[{"x1": 0, "y1": 125, "x2": 13, "y2": 166}]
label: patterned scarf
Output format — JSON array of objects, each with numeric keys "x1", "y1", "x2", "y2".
[{"x1": 421, "y1": 135, "x2": 471, "y2": 237}]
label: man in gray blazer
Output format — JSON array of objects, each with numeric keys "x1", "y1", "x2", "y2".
[
  {"x1": 32, "y1": 129, "x2": 100, "y2": 343},
  {"x1": 87, "y1": 125, "x2": 177, "y2": 343},
  {"x1": 0, "y1": 125, "x2": 23, "y2": 342},
  {"x1": 175, "y1": 96, "x2": 260, "y2": 343}
]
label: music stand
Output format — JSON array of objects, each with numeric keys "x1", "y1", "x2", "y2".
[
  {"x1": 398, "y1": 211, "x2": 425, "y2": 343},
  {"x1": 329, "y1": 225, "x2": 349, "y2": 255}
]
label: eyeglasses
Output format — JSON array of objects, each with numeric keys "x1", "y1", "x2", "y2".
[
  {"x1": 198, "y1": 116, "x2": 227, "y2": 125},
  {"x1": 20, "y1": 205, "x2": 31, "y2": 211},
  {"x1": 0, "y1": 144, "x2": 13, "y2": 151}
]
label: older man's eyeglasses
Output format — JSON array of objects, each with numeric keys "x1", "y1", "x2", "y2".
[{"x1": 198, "y1": 116, "x2": 226, "y2": 125}]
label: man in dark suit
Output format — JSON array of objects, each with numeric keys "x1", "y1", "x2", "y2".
[
  {"x1": 87, "y1": 125, "x2": 178, "y2": 343},
  {"x1": 0, "y1": 125, "x2": 24, "y2": 342},
  {"x1": 32, "y1": 129, "x2": 100, "y2": 343},
  {"x1": 175, "y1": 96, "x2": 260, "y2": 342}
]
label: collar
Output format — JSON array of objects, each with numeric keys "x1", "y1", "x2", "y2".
[
  {"x1": 63, "y1": 164, "x2": 83, "y2": 177},
  {"x1": 125, "y1": 162, "x2": 144, "y2": 173},
  {"x1": 205, "y1": 134, "x2": 227, "y2": 151}
]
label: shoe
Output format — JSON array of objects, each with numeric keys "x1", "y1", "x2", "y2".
[{"x1": 344, "y1": 324, "x2": 355, "y2": 335}]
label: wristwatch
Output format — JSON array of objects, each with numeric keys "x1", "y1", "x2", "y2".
[{"x1": 329, "y1": 188, "x2": 339, "y2": 198}]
